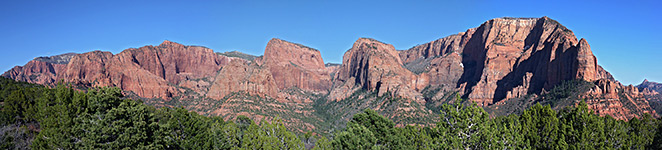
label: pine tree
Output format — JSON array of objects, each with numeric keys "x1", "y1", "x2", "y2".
[
  {"x1": 348, "y1": 109, "x2": 395, "y2": 147},
  {"x1": 332, "y1": 123, "x2": 377, "y2": 150},
  {"x1": 435, "y1": 95, "x2": 490, "y2": 149},
  {"x1": 520, "y1": 103, "x2": 560, "y2": 149},
  {"x1": 312, "y1": 136, "x2": 332, "y2": 150}
]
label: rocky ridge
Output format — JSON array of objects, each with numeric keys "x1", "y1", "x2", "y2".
[
  {"x1": 397, "y1": 17, "x2": 657, "y2": 119},
  {"x1": 3, "y1": 17, "x2": 660, "y2": 133},
  {"x1": 638, "y1": 79, "x2": 662, "y2": 94}
]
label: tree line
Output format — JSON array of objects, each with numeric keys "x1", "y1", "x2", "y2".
[{"x1": 1, "y1": 77, "x2": 662, "y2": 149}]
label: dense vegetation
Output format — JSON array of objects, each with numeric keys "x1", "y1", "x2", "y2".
[{"x1": 2, "y1": 77, "x2": 662, "y2": 149}]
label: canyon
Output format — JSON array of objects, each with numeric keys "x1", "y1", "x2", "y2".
[{"x1": 4, "y1": 16, "x2": 660, "y2": 133}]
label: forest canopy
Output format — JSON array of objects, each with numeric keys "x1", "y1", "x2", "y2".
[{"x1": 1, "y1": 77, "x2": 662, "y2": 149}]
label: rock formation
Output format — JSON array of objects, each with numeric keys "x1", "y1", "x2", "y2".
[
  {"x1": 207, "y1": 59, "x2": 278, "y2": 100},
  {"x1": 4, "y1": 41, "x2": 234, "y2": 99},
  {"x1": 397, "y1": 17, "x2": 656, "y2": 119},
  {"x1": 638, "y1": 79, "x2": 662, "y2": 94},
  {"x1": 399, "y1": 17, "x2": 600, "y2": 105},
  {"x1": 329, "y1": 38, "x2": 426, "y2": 103},
  {"x1": 3, "y1": 16, "x2": 659, "y2": 131},
  {"x1": 2, "y1": 53, "x2": 76, "y2": 86},
  {"x1": 263, "y1": 38, "x2": 333, "y2": 94}
]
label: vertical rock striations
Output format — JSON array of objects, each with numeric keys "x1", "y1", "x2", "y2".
[
  {"x1": 329, "y1": 38, "x2": 425, "y2": 103},
  {"x1": 398, "y1": 17, "x2": 657, "y2": 119},
  {"x1": 263, "y1": 38, "x2": 333, "y2": 94},
  {"x1": 3, "y1": 16, "x2": 659, "y2": 129},
  {"x1": 206, "y1": 59, "x2": 278, "y2": 100},
  {"x1": 4, "y1": 41, "x2": 234, "y2": 99}
]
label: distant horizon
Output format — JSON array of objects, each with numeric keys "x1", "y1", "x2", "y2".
[{"x1": 1, "y1": 0, "x2": 660, "y2": 85}]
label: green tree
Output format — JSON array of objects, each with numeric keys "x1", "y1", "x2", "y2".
[
  {"x1": 240, "y1": 117, "x2": 303, "y2": 149},
  {"x1": 332, "y1": 123, "x2": 377, "y2": 150},
  {"x1": 207, "y1": 121, "x2": 240, "y2": 149},
  {"x1": 31, "y1": 85, "x2": 78, "y2": 149},
  {"x1": 160, "y1": 107, "x2": 211, "y2": 149},
  {"x1": 348, "y1": 109, "x2": 395, "y2": 146},
  {"x1": 603, "y1": 115, "x2": 630, "y2": 149},
  {"x1": 312, "y1": 136, "x2": 332, "y2": 150},
  {"x1": 628, "y1": 113, "x2": 657, "y2": 149},
  {"x1": 3, "y1": 90, "x2": 28, "y2": 123},
  {"x1": 435, "y1": 95, "x2": 490, "y2": 149},
  {"x1": 559, "y1": 100, "x2": 607, "y2": 149},
  {"x1": 490, "y1": 114, "x2": 528, "y2": 149},
  {"x1": 393, "y1": 125, "x2": 433, "y2": 150},
  {"x1": 520, "y1": 103, "x2": 561, "y2": 149}
]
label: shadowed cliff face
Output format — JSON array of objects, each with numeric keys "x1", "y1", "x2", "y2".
[
  {"x1": 328, "y1": 38, "x2": 426, "y2": 103},
  {"x1": 398, "y1": 17, "x2": 657, "y2": 119},
  {"x1": 402, "y1": 17, "x2": 601, "y2": 105},
  {"x1": 3, "y1": 17, "x2": 659, "y2": 131}
]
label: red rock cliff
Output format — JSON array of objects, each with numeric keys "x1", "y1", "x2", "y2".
[
  {"x1": 263, "y1": 38, "x2": 332, "y2": 93},
  {"x1": 4, "y1": 41, "x2": 234, "y2": 99},
  {"x1": 4, "y1": 17, "x2": 657, "y2": 122},
  {"x1": 400, "y1": 17, "x2": 604, "y2": 106},
  {"x1": 329, "y1": 38, "x2": 425, "y2": 103}
]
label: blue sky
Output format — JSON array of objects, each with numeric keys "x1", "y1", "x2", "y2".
[{"x1": 0, "y1": 0, "x2": 660, "y2": 85}]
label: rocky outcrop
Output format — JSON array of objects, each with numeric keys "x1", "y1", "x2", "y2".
[
  {"x1": 218, "y1": 51, "x2": 259, "y2": 61},
  {"x1": 117, "y1": 41, "x2": 232, "y2": 84},
  {"x1": 4, "y1": 41, "x2": 234, "y2": 99},
  {"x1": 2, "y1": 53, "x2": 76, "y2": 86},
  {"x1": 206, "y1": 60, "x2": 278, "y2": 100},
  {"x1": 398, "y1": 17, "x2": 603, "y2": 106},
  {"x1": 33, "y1": 53, "x2": 77, "y2": 64},
  {"x1": 399, "y1": 33, "x2": 466, "y2": 94},
  {"x1": 638, "y1": 79, "x2": 662, "y2": 94},
  {"x1": 263, "y1": 38, "x2": 332, "y2": 93},
  {"x1": 4, "y1": 16, "x2": 658, "y2": 131},
  {"x1": 584, "y1": 79, "x2": 658, "y2": 119},
  {"x1": 461, "y1": 17, "x2": 588, "y2": 105},
  {"x1": 60, "y1": 51, "x2": 114, "y2": 87},
  {"x1": 395, "y1": 17, "x2": 656, "y2": 119},
  {"x1": 329, "y1": 38, "x2": 426, "y2": 103}
]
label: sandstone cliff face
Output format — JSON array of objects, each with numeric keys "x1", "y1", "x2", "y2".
[
  {"x1": 207, "y1": 60, "x2": 278, "y2": 100},
  {"x1": 400, "y1": 33, "x2": 466, "y2": 95},
  {"x1": 396, "y1": 17, "x2": 656, "y2": 119},
  {"x1": 399, "y1": 17, "x2": 602, "y2": 106},
  {"x1": 263, "y1": 38, "x2": 332, "y2": 93},
  {"x1": 4, "y1": 41, "x2": 233, "y2": 99},
  {"x1": 3, "y1": 16, "x2": 658, "y2": 131},
  {"x1": 583, "y1": 79, "x2": 658, "y2": 119},
  {"x1": 459, "y1": 17, "x2": 592, "y2": 105},
  {"x1": 2, "y1": 53, "x2": 75, "y2": 86},
  {"x1": 3, "y1": 60, "x2": 67, "y2": 86},
  {"x1": 329, "y1": 38, "x2": 425, "y2": 103},
  {"x1": 116, "y1": 41, "x2": 232, "y2": 85}
]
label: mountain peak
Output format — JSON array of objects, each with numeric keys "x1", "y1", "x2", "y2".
[
  {"x1": 356, "y1": 37, "x2": 387, "y2": 45},
  {"x1": 637, "y1": 79, "x2": 662, "y2": 94},
  {"x1": 33, "y1": 53, "x2": 77, "y2": 64},
  {"x1": 485, "y1": 16, "x2": 571, "y2": 34},
  {"x1": 264, "y1": 38, "x2": 325, "y2": 68},
  {"x1": 498, "y1": 16, "x2": 541, "y2": 20},
  {"x1": 268, "y1": 38, "x2": 318, "y2": 52},
  {"x1": 263, "y1": 38, "x2": 331, "y2": 93},
  {"x1": 160, "y1": 40, "x2": 183, "y2": 46}
]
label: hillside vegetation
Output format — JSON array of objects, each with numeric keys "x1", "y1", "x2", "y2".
[{"x1": 1, "y1": 77, "x2": 662, "y2": 149}]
